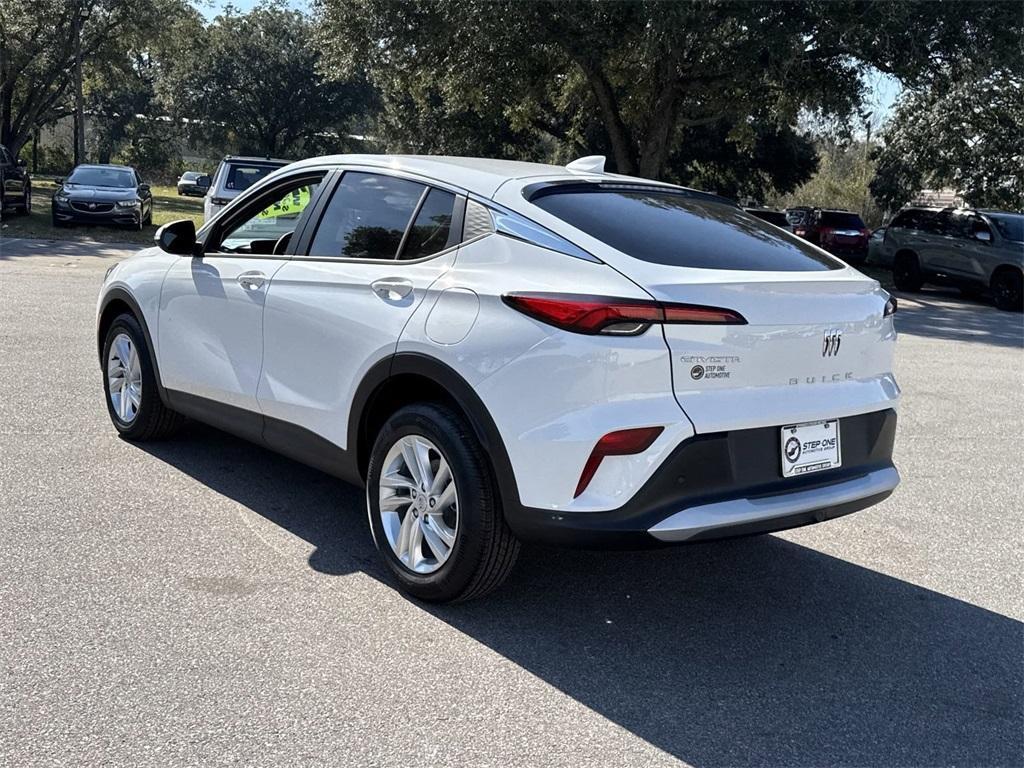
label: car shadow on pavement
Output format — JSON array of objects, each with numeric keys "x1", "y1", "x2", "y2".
[
  {"x1": 139, "y1": 422, "x2": 1023, "y2": 768},
  {"x1": 894, "y1": 289, "x2": 1024, "y2": 349}
]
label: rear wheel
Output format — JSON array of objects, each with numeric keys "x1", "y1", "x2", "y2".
[
  {"x1": 992, "y1": 268, "x2": 1023, "y2": 312},
  {"x1": 893, "y1": 252, "x2": 924, "y2": 292},
  {"x1": 101, "y1": 313, "x2": 183, "y2": 440},
  {"x1": 366, "y1": 403, "x2": 520, "y2": 602},
  {"x1": 13, "y1": 187, "x2": 30, "y2": 215}
]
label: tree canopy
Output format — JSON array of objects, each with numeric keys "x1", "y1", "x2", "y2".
[
  {"x1": 164, "y1": 5, "x2": 373, "y2": 158},
  {"x1": 316, "y1": 0, "x2": 1022, "y2": 198}
]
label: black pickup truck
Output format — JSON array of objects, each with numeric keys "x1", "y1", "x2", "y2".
[{"x1": 0, "y1": 144, "x2": 32, "y2": 216}]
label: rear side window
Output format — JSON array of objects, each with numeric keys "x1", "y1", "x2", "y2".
[
  {"x1": 531, "y1": 187, "x2": 841, "y2": 271},
  {"x1": 309, "y1": 172, "x2": 425, "y2": 259},
  {"x1": 400, "y1": 188, "x2": 456, "y2": 260},
  {"x1": 819, "y1": 212, "x2": 865, "y2": 229},
  {"x1": 891, "y1": 209, "x2": 935, "y2": 231}
]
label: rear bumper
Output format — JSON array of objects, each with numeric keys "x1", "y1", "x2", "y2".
[{"x1": 504, "y1": 408, "x2": 898, "y2": 548}]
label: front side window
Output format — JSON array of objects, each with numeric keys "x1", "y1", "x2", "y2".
[
  {"x1": 400, "y1": 188, "x2": 456, "y2": 260},
  {"x1": 308, "y1": 172, "x2": 425, "y2": 260},
  {"x1": 216, "y1": 174, "x2": 323, "y2": 254},
  {"x1": 531, "y1": 186, "x2": 841, "y2": 271}
]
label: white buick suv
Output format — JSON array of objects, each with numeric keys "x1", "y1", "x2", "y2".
[{"x1": 96, "y1": 154, "x2": 901, "y2": 602}]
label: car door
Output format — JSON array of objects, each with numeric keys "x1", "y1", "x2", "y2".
[
  {"x1": 929, "y1": 211, "x2": 982, "y2": 278},
  {"x1": 158, "y1": 170, "x2": 327, "y2": 416},
  {"x1": 258, "y1": 169, "x2": 464, "y2": 454}
]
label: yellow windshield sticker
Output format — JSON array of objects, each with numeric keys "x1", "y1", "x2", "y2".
[{"x1": 257, "y1": 186, "x2": 312, "y2": 219}]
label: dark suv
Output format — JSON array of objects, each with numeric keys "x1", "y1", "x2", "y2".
[
  {"x1": 0, "y1": 144, "x2": 32, "y2": 216},
  {"x1": 881, "y1": 207, "x2": 1023, "y2": 311},
  {"x1": 793, "y1": 209, "x2": 869, "y2": 262}
]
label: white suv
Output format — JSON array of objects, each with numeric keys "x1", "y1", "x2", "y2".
[
  {"x1": 202, "y1": 155, "x2": 291, "y2": 222},
  {"x1": 96, "y1": 155, "x2": 901, "y2": 602}
]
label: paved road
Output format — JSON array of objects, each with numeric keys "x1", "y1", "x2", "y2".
[{"x1": 1, "y1": 238, "x2": 1022, "y2": 767}]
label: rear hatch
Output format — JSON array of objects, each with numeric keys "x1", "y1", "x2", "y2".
[{"x1": 524, "y1": 184, "x2": 898, "y2": 434}]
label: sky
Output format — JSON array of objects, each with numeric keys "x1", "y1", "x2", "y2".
[{"x1": 192, "y1": 1, "x2": 903, "y2": 121}]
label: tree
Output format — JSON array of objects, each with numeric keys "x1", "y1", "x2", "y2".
[
  {"x1": 871, "y1": 73, "x2": 1024, "y2": 211},
  {"x1": 165, "y1": 5, "x2": 374, "y2": 158},
  {"x1": 0, "y1": 0, "x2": 183, "y2": 157},
  {"x1": 315, "y1": 0, "x2": 1023, "y2": 192}
]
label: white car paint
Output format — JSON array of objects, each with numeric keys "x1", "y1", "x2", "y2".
[{"x1": 98, "y1": 154, "x2": 900, "y2": 540}]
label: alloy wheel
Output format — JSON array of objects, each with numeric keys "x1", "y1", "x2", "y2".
[
  {"x1": 378, "y1": 435, "x2": 459, "y2": 574},
  {"x1": 107, "y1": 333, "x2": 142, "y2": 423}
]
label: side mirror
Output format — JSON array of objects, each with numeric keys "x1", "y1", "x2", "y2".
[
  {"x1": 55, "y1": 177, "x2": 63, "y2": 185},
  {"x1": 16, "y1": 158, "x2": 26, "y2": 167},
  {"x1": 197, "y1": 175, "x2": 211, "y2": 189},
  {"x1": 138, "y1": 183, "x2": 151, "y2": 194},
  {"x1": 155, "y1": 219, "x2": 198, "y2": 256},
  {"x1": 974, "y1": 229, "x2": 992, "y2": 243}
]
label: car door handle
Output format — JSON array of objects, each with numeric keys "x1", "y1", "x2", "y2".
[
  {"x1": 371, "y1": 278, "x2": 414, "y2": 301},
  {"x1": 237, "y1": 271, "x2": 267, "y2": 290}
]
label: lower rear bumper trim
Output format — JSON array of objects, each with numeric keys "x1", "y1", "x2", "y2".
[{"x1": 648, "y1": 467, "x2": 899, "y2": 542}]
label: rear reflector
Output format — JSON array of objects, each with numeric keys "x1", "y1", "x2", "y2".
[
  {"x1": 575, "y1": 426, "x2": 665, "y2": 498},
  {"x1": 502, "y1": 293, "x2": 746, "y2": 335}
]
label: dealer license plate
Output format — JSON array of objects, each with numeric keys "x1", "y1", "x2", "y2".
[{"x1": 780, "y1": 420, "x2": 841, "y2": 477}]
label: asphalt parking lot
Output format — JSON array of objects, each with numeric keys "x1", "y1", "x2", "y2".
[{"x1": 1, "y1": 237, "x2": 1022, "y2": 767}]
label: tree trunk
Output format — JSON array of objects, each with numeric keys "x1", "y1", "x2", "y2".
[{"x1": 572, "y1": 56, "x2": 638, "y2": 176}]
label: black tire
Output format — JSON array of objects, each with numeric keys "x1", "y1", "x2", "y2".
[
  {"x1": 991, "y1": 268, "x2": 1023, "y2": 312},
  {"x1": 13, "y1": 187, "x2": 30, "y2": 215},
  {"x1": 143, "y1": 206, "x2": 152, "y2": 226},
  {"x1": 101, "y1": 313, "x2": 184, "y2": 440},
  {"x1": 893, "y1": 251, "x2": 924, "y2": 292},
  {"x1": 366, "y1": 402, "x2": 520, "y2": 602}
]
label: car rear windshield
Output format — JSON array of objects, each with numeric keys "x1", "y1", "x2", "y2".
[
  {"x1": 67, "y1": 167, "x2": 135, "y2": 188},
  {"x1": 988, "y1": 213, "x2": 1024, "y2": 243},
  {"x1": 224, "y1": 163, "x2": 281, "y2": 191},
  {"x1": 819, "y1": 212, "x2": 865, "y2": 229},
  {"x1": 530, "y1": 186, "x2": 841, "y2": 271}
]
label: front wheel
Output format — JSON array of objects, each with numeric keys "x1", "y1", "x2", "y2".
[
  {"x1": 366, "y1": 403, "x2": 520, "y2": 602},
  {"x1": 14, "y1": 187, "x2": 30, "y2": 215},
  {"x1": 893, "y1": 252, "x2": 924, "y2": 292},
  {"x1": 992, "y1": 269, "x2": 1023, "y2": 312},
  {"x1": 101, "y1": 313, "x2": 183, "y2": 440}
]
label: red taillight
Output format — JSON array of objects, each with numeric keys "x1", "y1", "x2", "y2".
[
  {"x1": 502, "y1": 293, "x2": 746, "y2": 335},
  {"x1": 575, "y1": 426, "x2": 665, "y2": 498}
]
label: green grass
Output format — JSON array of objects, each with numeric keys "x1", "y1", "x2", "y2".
[{"x1": 0, "y1": 178, "x2": 204, "y2": 245}]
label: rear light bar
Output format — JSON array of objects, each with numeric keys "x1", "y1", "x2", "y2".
[
  {"x1": 575, "y1": 426, "x2": 665, "y2": 498},
  {"x1": 502, "y1": 293, "x2": 747, "y2": 335}
]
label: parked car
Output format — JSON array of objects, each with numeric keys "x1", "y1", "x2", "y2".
[
  {"x1": 0, "y1": 143, "x2": 32, "y2": 216},
  {"x1": 885, "y1": 207, "x2": 1023, "y2": 311},
  {"x1": 96, "y1": 154, "x2": 900, "y2": 602},
  {"x1": 744, "y1": 208, "x2": 791, "y2": 229},
  {"x1": 793, "y1": 209, "x2": 870, "y2": 262},
  {"x1": 52, "y1": 164, "x2": 153, "y2": 230},
  {"x1": 867, "y1": 226, "x2": 887, "y2": 264},
  {"x1": 176, "y1": 171, "x2": 209, "y2": 197},
  {"x1": 202, "y1": 155, "x2": 291, "y2": 221},
  {"x1": 785, "y1": 206, "x2": 814, "y2": 229}
]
